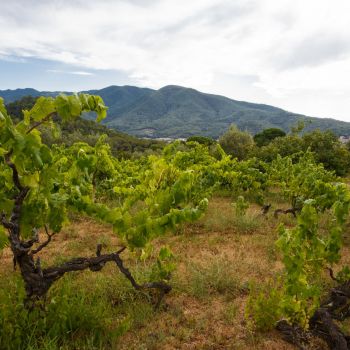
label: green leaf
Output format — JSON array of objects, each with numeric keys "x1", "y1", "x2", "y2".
[
  {"x1": 22, "y1": 172, "x2": 40, "y2": 188},
  {"x1": 0, "y1": 97, "x2": 7, "y2": 118},
  {"x1": 158, "y1": 246, "x2": 174, "y2": 260},
  {"x1": 26, "y1": 96, "x2": 55, "y2": 122}
]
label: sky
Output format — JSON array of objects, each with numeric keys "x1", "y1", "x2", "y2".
[{"x1": 0, "y1": 0, "x2": 350, "y2": 121}]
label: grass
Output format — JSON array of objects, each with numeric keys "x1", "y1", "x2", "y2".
[
  {"x1": 183, "y1": 256, "x2": 242, "y2": 299},
  {"x1": 223, "y1": 301, "x2": 239, "y2": 325},
  {"x1": 0, "y1": 269, "x2": 155, "y2": 350},
  {"x1": 194, "y1": 196, "x2": 277, "y2": 236},
  {"x1": 0, "y1": 194, "x2": 318, "y2": 350}
]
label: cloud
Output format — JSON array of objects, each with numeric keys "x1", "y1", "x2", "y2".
[
  {"x1": 0, "y1": 54, "x2": 27, "y2": 63},
  {"x1": 70, "y1": 71, "x2": 94, "y2": 76},
  {"x1": 1, "y1": 0, "x2": 350, "y2": 120},
  {"x1": 273, "y1": 33, "x2": 350, "y2": 70},
  {"x1": 47, "y1": 69, "x2": 94, "y2": 76}
]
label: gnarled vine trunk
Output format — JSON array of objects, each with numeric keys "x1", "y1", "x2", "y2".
[
  {"x1": 1, "y1": 152, "x2": 171, "y2": 308},
  {"x1": 277, "y1": 280, "x2": 350, "y2": 350}
]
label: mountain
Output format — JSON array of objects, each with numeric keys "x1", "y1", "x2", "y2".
[
  {"x1": 1, "y1": 85, "x2": 350, "y2": 138},
  {"x1": 0, "y1": 88, "x2": 44, "y2": 102},
  {"x1": 84, "y1": 85, "x2": 153, "y2": 117},
  {"x1": 4, "y1": 96, "x2": 164, "y2": 158},
  {"x1": 0, "y1": 88, "x2": 65, "y2": 102}
]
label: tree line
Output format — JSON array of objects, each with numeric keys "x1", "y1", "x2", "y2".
[{"x1": 192, "y1": 123, "x2": 350, "y2": 176}]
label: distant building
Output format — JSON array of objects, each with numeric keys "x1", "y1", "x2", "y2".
[
  {"x1": 339, "y1": 136, "x2": 350, "y2": 144},
  {"x1": 142, "y1": 137, "x2": 186, "y2": 143}
]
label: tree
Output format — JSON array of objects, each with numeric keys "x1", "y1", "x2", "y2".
[
  {"x1": 253, "y1": 129, "x2": 350, "y2": 176},
  {"x1": 302, "y1": 130, "x2": 350, "y2": 176},
  {"x1": 5, "y1": 95, "x2": 38, "y2": 122},
  {"x1": 253, "y1": 135, "x2": 304, "y2": 162},
  {"x1": 218, "y1": 124, "x2": 254, "y2": 160},
  {"x1": 253, "y1": 128, "x2": 286, "y2": 147}
]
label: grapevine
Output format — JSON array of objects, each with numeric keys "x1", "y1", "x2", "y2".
[{"x1": 0, "y1": 95, "x2": 209, "y2": 307}]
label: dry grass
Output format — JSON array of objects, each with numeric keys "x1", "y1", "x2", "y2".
[{"x1": 2, "y1": 195, "x2": 347, "y2": 349}]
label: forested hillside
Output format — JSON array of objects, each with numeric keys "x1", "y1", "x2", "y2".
[
  {"x1": 5, "y1": 96, "x2": 164, "y2": 157},
  {"x1": 2, "y1": 85, "x2": 350, "y2": 138}
]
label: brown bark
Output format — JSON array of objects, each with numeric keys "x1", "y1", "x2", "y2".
[
  {"x1": 277, "y1": 281, "x2": 350, "y2": 349},
  {"x1": 1, "y1": 151, "x2": 171, "y2": 308},
  {"x1": 274, "y1": 207, "x2": 300, "y2": 218}
]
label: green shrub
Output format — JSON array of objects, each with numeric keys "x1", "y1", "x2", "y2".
[
  {"x1": 246, "y1": 282, "x2": 283, "y2": 331},
  {"x1": 219, "y1": 124, "x2": 254, "y2": 160}
]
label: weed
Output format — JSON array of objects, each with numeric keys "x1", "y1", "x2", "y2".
[
  {"x1": 185, "y1": 256, "x2": 240, "y2": 299},
  {"x1": 223, "y1": 302, "x2": 239, "y2": 325},
  {"x1": 245, "y1": 281, "x2": 283, "y2": 331},
  {"x1": 0, "y1": 271, "x2": 154, "y2": 350}
]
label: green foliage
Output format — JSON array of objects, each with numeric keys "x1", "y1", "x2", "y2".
[
  {"x1": 253, "y1": 128, "x2": 286, "y2": 147},
  {"x1": 254, "y1": 130, "x2": 350, "y2": 176},
  {"x1": 0, "y1": 94, "x2": 107, "y2": 238},
  {"x1": 290, "y1": 120, "x2": 306, "y2": 135},
  {"x1": 0, "y1": 99, "x2": 279, "y2": 256},
  {"x1": 5, "y1": 95, "x2": 38, "y2": 123},
  {"x1": 0, "y1": 274, "x2": 153, "y2": 350},
  {"x1": 247, "y1": 152, "x2": 350, "y2": 329},
  {"x1": 246, "y1": 281, "x2": 284, "y2": 331},
  {"x1": 150, "y1": 246, "x2": 176, "y2": 281},
  {"x1": 280, "y1": 193, "x2": 350, "y2": 326},
  {"x1": 0, "y1": 225, "x2": 8, "y2": 249},
  {"x1": 3, "y1": 93, "x2": 350, "y2": 338},
  {"x1": 6, "y1": 96, "x2": 350, "y2": 174},
  {"x1": 253, "y1": 134, "x2": 305, "y2": 162},
  {"x1": 186, "y1": 136, "x2": 216, "y2": 146},
  {"x1": 303, "y1": 129, "x2": 350, "y2": 176},
  {"x1": 276, "y1": 203, "x2": 324, "y2": 327},
  {"x1": 0, "y1": 94, "x2": 212, "y2": 298},
  {"x1": 267, "y1": 151, "x2": 336, "y2": 210},
  {"x1": 108, "y1": 156, "x2": 209, "y2": 249},
  {"x1": 219, "y1": 124, "x2": 254, "y2": 160}
]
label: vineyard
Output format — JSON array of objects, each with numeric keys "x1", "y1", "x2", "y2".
[{"x1": 2, "y1": 95, "x2": 350, "y2": 350}]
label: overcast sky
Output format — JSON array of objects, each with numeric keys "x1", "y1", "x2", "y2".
[{"x1": 1, "y1": 0, "x2": 350, "y2": 121}]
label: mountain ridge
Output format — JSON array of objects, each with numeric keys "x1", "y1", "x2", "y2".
[{"x1": 1, "y1": 85, "x2": 350, "y2": 138}]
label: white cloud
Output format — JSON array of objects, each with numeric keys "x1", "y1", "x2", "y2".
[
  {"x1": 70, "y1": 71, "x2": 94, "y2": 76},
  {"x1": 47, "y1": 69, "x2": 94, "y2": 76},
  {"x1": 1, "y1": 0, "x2": 350, "y2": 120}
]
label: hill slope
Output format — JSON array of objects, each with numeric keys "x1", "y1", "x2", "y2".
[
  {"x1": 1, "y1": 85, "x2": 350, "y2": 138},
  {"x1": 4, "y1": 96, "x2": 164, "y2": 157}
]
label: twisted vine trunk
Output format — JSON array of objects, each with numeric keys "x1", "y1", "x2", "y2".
[
  {"x1": 1, "y1": 152, "x2": 171, "y2": 308},
  {"x1": 277, "y1": 281, "x2": 350, "y2": 349}
]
